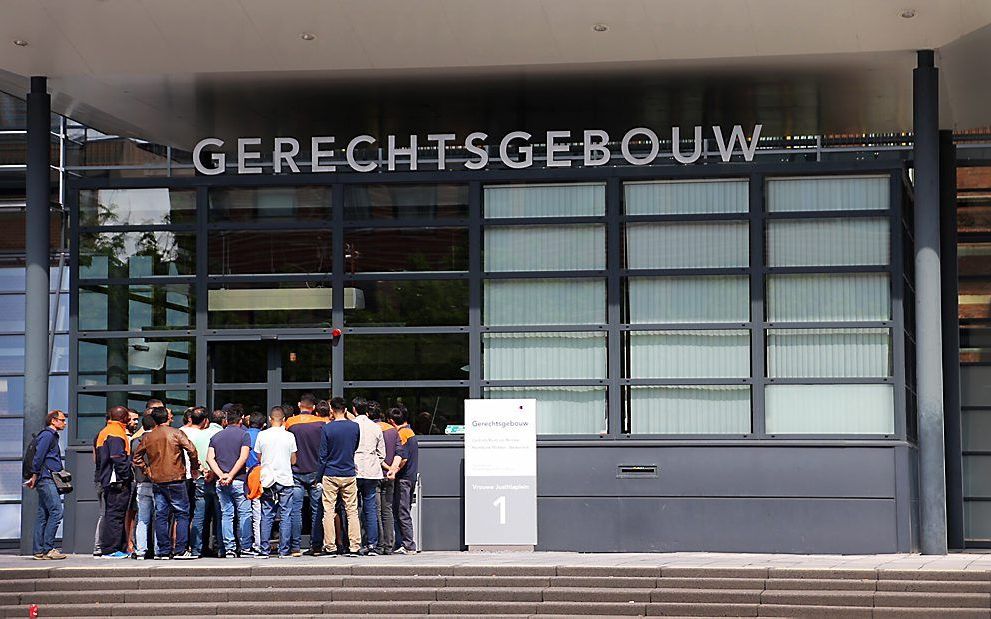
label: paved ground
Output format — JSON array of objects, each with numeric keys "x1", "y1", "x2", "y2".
[{"x1": 4, "y1": 551, "x2": 991, "y2": 571}]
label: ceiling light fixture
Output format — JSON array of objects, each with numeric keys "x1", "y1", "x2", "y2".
[
  {"x1": 12, "y1": 39, "x2": 28, "y2": 47},
  {"x1": 900, "y1": 9, "x2": 917, "y2": 18},
  {"x1": 300, "y1": 32, "x2": 316, "y2": 41},
  {"x1": 592, "y1": 24, "x2": 608, "y2": 32}
]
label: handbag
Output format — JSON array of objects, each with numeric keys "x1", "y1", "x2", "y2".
[{"x1": 51, "y1": 469, "x2": 73, "y2": 495}]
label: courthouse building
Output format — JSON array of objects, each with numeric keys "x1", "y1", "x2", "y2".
[{"x1": 0, "y1": 1, "x2": 990, "y2": 554}]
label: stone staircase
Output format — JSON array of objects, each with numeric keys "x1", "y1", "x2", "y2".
[{"x1": 1, "y1": 562, "x2": 991, "y2": 617}]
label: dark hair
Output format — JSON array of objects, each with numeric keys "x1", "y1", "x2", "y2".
[
  {"x1": 46, "y1": 410, "x2": 64, "y2": 426},
  {"x1": 182, "y1": 408, "x2": 193, "y2": 424},
  {"x1": 299, "y1": 393, "x2": 317, "y2": 407},
  {"x1": 149, "y1": 406, "x2": 169, "y2": 426},
  {"x1": 366, "y1": 401, "x2": 382, "y2": 421},
  {"x1": 330, "y1": 397, "x2": 347, "y2": 413},
  {"x1": 351, "y1": 396, "x2": 368, "y2": 416},
  {"x1": 145, "y1": 399, "x2": 164, "y2": 413},
  {"x1": 210, "y1": 409, "x2": 226, "y2": 425},
  {"x1": 248, "y1": 411, "x2": 266, "y2": 429},
  {"x1": 225, "y1": 408, "x2": 244, "y2": 426},
  {"x1": 388, "y1": 407, "x2": 405, "y2": 425},
  {"x1": 315, "y1": 400, "x2": 331, "y2": 418},
  {"x1": 108, "y1": 405, "x2": 130, "y2": 424},
  {"x1": 281, "y1": 403, "x2": 296, "y2": 417},
  {"x1": 141, "y1": 414, "x2": 157, "y2": 431},
  {"x1": 190, "y1": 407, "x2": 208, "y2": 426}
]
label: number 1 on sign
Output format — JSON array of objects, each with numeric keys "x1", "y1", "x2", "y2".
[{"x1": 493, "y1": 495, "x2": 506, "y2": 524}]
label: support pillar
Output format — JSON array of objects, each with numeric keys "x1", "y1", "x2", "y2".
[
  {"x1": 20, "y1": 76, "x2": 52, "y2": 555},
  {"x1": 913, "y1": 50, "x2": 948, "y2": 555}
]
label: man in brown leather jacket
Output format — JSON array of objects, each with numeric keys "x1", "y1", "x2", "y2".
[{"x1": 133, "y1": 406, "x2": 200, "y2": 559}]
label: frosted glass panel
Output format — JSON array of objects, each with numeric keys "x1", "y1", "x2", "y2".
[
  {"x1": 964, "y1": 501, "x2": 991, "y2": 541},
  {"x1": 767, "y1": 328, "x2": 891, "y2": 378},
  {"x1": 962, "y1": 366, "x2": 991, "y2": 407},
  {"x1": 767, "y1": 176, "x2": 889, "y2": 212},
  {"x1": 626, "y1": 222, "x2": 748, "y2": 269},
  {"x1": 630, "y1": 385, "x2": 751, "y2": 434},
  {"x1": 485, "y1": 386, "x2": 606, "y2": 434},
  {"x1": 485, "y1": 225, "x2": 605, "y2": 271},
  {"x1": 484, "y1": 279, "x2": 605, "y2": 325},
  {"x1": 767, "y1": 218, "x2": 889, "y2": 267},
  {"x1": 963, "y1": 409, "x2": 991, "y2": 452},
  {"x1": 767, "y1": 274, "x2": 890, "y2": 321},
  {"x1": 484, "y1": 183, "x2": 605, "y2": 218},
  {"x1": 628, "y1": 330, "x2": 749, "y2": 379},
  {"x1": 483, "y1": 332, "x2": 606, "y2": 380},
  {"x1": 964, "y1": 456, "x2": 991, "y2": 497},
  {"x1": 627, "y1": 276, "x2": 749, "y2": 323},
  {"x1": 765, "y1": 384, "x2": 894, "y2": 434},
  {"x1": 625, "y1": 179, "x2": 748, "y2": 215}
]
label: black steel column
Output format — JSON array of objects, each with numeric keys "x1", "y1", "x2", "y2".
[
  {"x1": 939, "y1": 130, "x2": 963, "y2": 549},
  {"x1": 914, "y1": 50, "x2": 948, "y2": 554},
  {"x1": 20, "y1": 76, "x2": 52, "y2": 555}
]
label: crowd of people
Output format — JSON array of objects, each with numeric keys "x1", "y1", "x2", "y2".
[{"x1": 27, "y1": 394, "x2": 420, "y2": 560}]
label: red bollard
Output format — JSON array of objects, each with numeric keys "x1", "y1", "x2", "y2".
[{"x1": 28, "y1": 604, "x2": 38, "y2": 617}]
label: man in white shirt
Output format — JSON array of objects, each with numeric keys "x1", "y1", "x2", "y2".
[
  {"x1": 351, "y1": 397, "x2": 385, "y2": 555},
  {"x1": 253, "y1": 406, "x2": 298, "y2": 558}
]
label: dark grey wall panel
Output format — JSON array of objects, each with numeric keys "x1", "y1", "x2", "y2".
[{"x1": 420, "y1": 497, "x2": 463, "y2": 551}]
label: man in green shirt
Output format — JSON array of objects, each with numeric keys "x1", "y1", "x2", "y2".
[{"x1": 189, "y1": 408, "x2": 223, "y2": 557}]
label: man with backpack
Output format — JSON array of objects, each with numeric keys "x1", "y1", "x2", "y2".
[{"x1": 24, "y1": 409, "x2": 68, "y2": 560}]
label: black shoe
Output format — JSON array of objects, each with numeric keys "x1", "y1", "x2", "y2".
[
  {"x1": 345, "y1": 550, "x2": 359, "y2": 558},
  {"x1": 366, "y1": 547, "x2": 380, "y2": 556},
  {"x1": 305, "y1": 548, "x2": 322, "y2": 557},
  {"x1": 357, "y1": 547, "x2": 370, "y2": 556}
]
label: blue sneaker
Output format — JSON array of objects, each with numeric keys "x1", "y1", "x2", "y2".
[{"x1": 102, "y1": 551, "x2": 130, "y2": 559}]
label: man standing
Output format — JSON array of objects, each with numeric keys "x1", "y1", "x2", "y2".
[
  {"x1": 286, "y1": 393, "x2": 327, "y2": 556},
  {"x1": 188, "y1": 408, "x2": 222, "y2": 557},
  {"x1": 130, "y1": 414, "x2": 156, "y2": 559},
  {"x1": 388, "y1": 407, "x2": 419, "y2": 554},
  {"x1": 207, "y1": 406, "x2": 254, "y2": 557},
  {"x1": 319, "y1": 397, "x2": 361, "y2": 556},
  {"x1": 351, "y1": 397, "x2": 385, "y2": 555},
  {"x1": 26, "y1": 409, "x2": 68, "y2": 560},
  {"x1": 244, "y1": 410, "x2": 265, "y2": 554},
  {"x1": 370, "y1": 402, "x2": 400, "y2": 554},
  {"x1": 95, "y1": 406, "x2": 134, "y2": 559},
  {"x1": 254, "y1": 406, "x2": 297, "y2": 558},
  {"x1": 133, "y1": 406, "x2": 199, "y2": 560}
]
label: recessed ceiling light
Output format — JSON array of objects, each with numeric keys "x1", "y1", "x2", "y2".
[
  {"x1": 900, "y1": 9, "x2": 917, "y2": 18},
  {"x1": 12, "y1": 39, "x2": 28, "y2": 47},
  {"x1": 592, "y1": 23, "x2": 608, "y2": 32},
  {"x1": 300, "y1": 32, "x2": 316, "y2": 41}
]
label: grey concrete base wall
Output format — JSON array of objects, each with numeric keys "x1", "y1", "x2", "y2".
[{"x1": 62, "y1": 441, "x2": 917, "y2": 555}]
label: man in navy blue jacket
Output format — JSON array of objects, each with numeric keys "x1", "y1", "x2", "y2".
[
  {"x1": 318, "y1": 397, "x2": 361, "y2": 556},
  {"x1": 26, "y1": 409, "x2": 68, "y2": 559},
  {"x1": 94, "y1": 406, "x2": 134, "y2": 558}
]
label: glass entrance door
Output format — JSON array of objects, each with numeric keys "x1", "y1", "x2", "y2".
[{"x1": 207, "y1": 339, "x2": 333, "y2": 414}]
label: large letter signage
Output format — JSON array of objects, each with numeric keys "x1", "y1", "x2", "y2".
[{"x1": 464, "y1": 399, "x2": 537, "y2": 549}]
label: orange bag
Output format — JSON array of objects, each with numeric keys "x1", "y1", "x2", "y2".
[{"x1": 246, "y1": 466, "x2": 263, "y2": 500}]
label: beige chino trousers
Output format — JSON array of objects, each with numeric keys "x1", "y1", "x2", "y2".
[{"x1": 321, "y1": 476, "x2": 361, "y2": 553}]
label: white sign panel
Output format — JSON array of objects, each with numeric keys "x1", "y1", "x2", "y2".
[{"x1": 464, "y1": 399, "x2": 537, "y2": 546}]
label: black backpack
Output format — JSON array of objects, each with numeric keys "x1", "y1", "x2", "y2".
[{"x1": 21, "y1": 430, "x2": 46, "y2": 480}]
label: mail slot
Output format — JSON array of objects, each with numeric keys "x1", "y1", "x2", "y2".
[{"x1": 617, "y1": 464, "x2": 658, "y2": 478}]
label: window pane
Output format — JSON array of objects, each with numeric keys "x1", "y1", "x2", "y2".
[
  {"x1": 964, "y1": 501, "x2": 991, "y2": 541},
  {"x1": 0, "y1": 295, "x2": 24, "y2": 331},
  {"x1": 626, "y1": 276, "x2": 749, "y2": 323},
  {"x1": 629, "y1": 385, "x2": 751, "y2": 434},
  {"x1": 77, "y1": 390, "x2": 193, "y2": 441},
  {"x1": 51, "y1": 294, "x2": 68, "y2": 332},
  {"x1": 212, "y1": 390, "x2": 267, "y2": 416},
  {"x1": 0, "y1": 376, "x2": 23, "y2": 415},
  {"x1": 344, "y1": 387, "x2": 468, "y2": 436},
  {"x1": 962, "y1": 366, "x2": 991, "y2": 407},
  {"x1": 765, "y1": 384, "x2": 894, "y2": 434},
  {"x1": 345, "y1": 227, "x2": 468, "y2": 272},
  {"x1": 767, "y1": 274, "x2": 890, "y2": 322},
  {"x1": 208, "y1": 283, "x2": 330, "y2": 329},
  {"x1": 767, "y1": 218, "x2": 889, "y2": 267},
  {"x1": 0, "y1": 335, "x2": 24, "y2": 372},
  {"x1": 625, "y1": 222, "x2": 748, "y2": 269},
  {"x1": 767, "y1": 176, "x2": 889, "y2": 212},
  {"x1": 963, "y1": 409, "x2": 991, "y2": 452},
  {"x1": 0, "y1": 461, "x2": 22, "y2": 501},
  {"x1": 49, "y1": 375, "x2": 68, "y2": 412},
  {"x1": 211, "y1": 341, "x2": 267, "y2": 384},
  {"x1": 80, "y1": 284, "x2": 194, "y2": 331},
  {"x1": 627, "y1": 330, "x2": 749, "y2": 379},
  {"x1": 484, "y1": 183, "x2": 604, "y2": 218},
  {"x1": 484, "y1": 225, "x2": 604, "y2": 272},
  {"x1": 767, "y1": 328, "x2": 891, "y2": 378},
  {"x1": 346, "y1": 280, "x2": 468, "y2": 326},
  {"x1": 208, "y1": 230, "x2": 332, "y2": 275},
  {"x1": 79, "y1": 337, "x2": 194, "y2": 386},
  {"x1": 281, "y1": 342, "x2": 332, "y2": 384},
  {"x1": 484, "y1": 279, "x2": 605, "y2": 326},
  {"x1": 485, "y1": 386, "x2": 606, "y2": 434},
  {"x1": 345, "y1": 334, "x2": 468, "y2": 381},
  {"x1": 345, "y1": 184, "x2": 468, "y2": 220},
  {"x1": 960, "y1": 277, "x2": 991, "y2": 320},
  {"x1": 79, "y1": 231, "x2": 196, "y2": 278},
  {"x1": 964, "y1": 456, "x2": 991, "y2": 497},
  {"x1": 0, "y1": 504, "x2": 21, "y2": 540},
  {"x1": 624, "y1": 179, "x2": 748, "y2": 215},
  {"x1": 51, "y1": 334, "x2": 68, "y2": 373},
  {"x1": 209, "y1": 187, "x2": 331, "y2": 222},
  {"x1": 79, "y1": 188, "x2": 196, "y2": 227},
  {"x1": 0, "y1": 418, "x2": 23, "y2": 457},
  {"x1": 483, "y1": 332, "x2": 606, "y2": 380}
]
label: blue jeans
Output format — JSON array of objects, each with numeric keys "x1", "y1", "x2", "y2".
[
  {"x1": 33, "y1": 478, "x2": 63, "y2": 554},
  {"x1": 356, "y1": 478, "x2": 379, "y2": 549},
  {"x1": 217, "y1": 480, "x2": 252, "y2": 555},
  {"x1": 291, "y1": 471, "x2": 323, "y2": 552},
  {"x1": 260, "y1": 483, "x2": 295, "y2": 557},
  {"x1": 190, "y1": 477, "x2": 222, "y2": 556},
  {"x1": 153, "y1": 481, "x2": 190, "y2": 557},
  {"x1": 134, "y1": 482, "x2": 154, "y2": 556}
]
